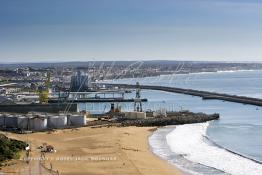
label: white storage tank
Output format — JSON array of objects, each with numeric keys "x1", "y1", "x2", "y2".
[
  {"x1": 0, "y1": 114, "x2": 4, "y2": 127},
  {"x1": 68, "y1": 115, "x2": 86, "y2": 126},
  {"x1": 17, "y1": 116, "x2": 30, "y2": 130},
  {"x1": 32, "y1": 117, "x2": 47, "y2": 131},
  {"x1": 48, "y1": 115, "x2": 67, "y2": 129},
  {"x1": 4, "y1": 115, "x2": 18, "y2": 128}
]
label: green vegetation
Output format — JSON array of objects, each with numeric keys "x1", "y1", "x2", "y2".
[{"x1": 0, "y1": 134, "x2": 26, "y2": 163}]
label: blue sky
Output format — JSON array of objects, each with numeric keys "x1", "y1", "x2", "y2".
[{"x1": 0, "y1": 0, "x2": 262, "y2": 62}]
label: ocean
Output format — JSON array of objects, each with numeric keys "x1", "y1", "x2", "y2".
[{"x1": 80, "y1": 70, "x2": 262, "y2": 175}]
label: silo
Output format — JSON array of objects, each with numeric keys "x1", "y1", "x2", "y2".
[
  {"x1": 48, "y1": 115, "x2": 67, "y2": 129},
  {"x1": 5, "y1": 114, "x2": 18, "y2": 128},
  {"x1": 68, "y1": 115, "x2": 86, "y2": 126}
]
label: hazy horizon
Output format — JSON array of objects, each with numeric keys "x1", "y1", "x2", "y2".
[{"x1": 0, "y1": 59, "x2": 262, "y2": 65}]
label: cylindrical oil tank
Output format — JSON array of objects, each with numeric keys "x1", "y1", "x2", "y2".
[
  {"x1": 48, "y1": 116, "x2": 67, "y2": 129},
  {"x1": 4, "y1": 115, "x2": 18, "y2": 128},
  {"x1": 32, "y1": 117, "x2": 47, "y2": 131},
  {"x1": 17, "y1": 116, "x2": 30, "y2": 130},
  {"x1": 47, "y1": 116, "x2": 56, "y2": 128},
  {"x1": 0, "y1": 114, "x2": 4, "y2": 126},
  {"x1": 68, "y1": 115, "x2": 86, "y2": 126}
]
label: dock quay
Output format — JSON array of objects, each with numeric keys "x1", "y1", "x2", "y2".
[
  {"x1": 0, "y1": 103, "x2": 77, "y2": 113},
  {"x1": 48, "y1": 98, "x2": 148, "y2": 103},
  {"x1": 103, "y1": 83, "x2": 262, "y2": 107}
]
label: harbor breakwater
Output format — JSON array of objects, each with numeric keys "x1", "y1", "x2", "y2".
[
  {"x1": 120, "y1": 111, "x2": 219, "y2": 127},
  {"x1": 104, "y1": 83, "x2": 262, "y2": 107},
  {"x1": 87, "y1": 111, "x2": 219, "y2": 127}
]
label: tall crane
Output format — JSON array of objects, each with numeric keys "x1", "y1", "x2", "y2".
[
  {"x1": 38, "y1": 72, "x2": 51, "y2": 103},
  {"x1": 134, "y1": 82, "x2": 142, "y2": 112}
]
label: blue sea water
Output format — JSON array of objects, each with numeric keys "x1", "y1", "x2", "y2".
[{"x1": 80, "y1": 70, "x2": 262, "y2": 174}]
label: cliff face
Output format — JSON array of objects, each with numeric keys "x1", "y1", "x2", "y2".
[{"x1": 0, "y1": 134, "x2": 26, "y2": 163}]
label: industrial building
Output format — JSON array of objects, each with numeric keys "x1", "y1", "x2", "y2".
[{"x1": 70, "y1": 70, "x2": 89, "y2": 92}]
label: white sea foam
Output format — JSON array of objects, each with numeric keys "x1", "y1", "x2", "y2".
[
  {"x1": 217, "y1": 69, "x2": 257, "y2": 73},
  {"x1": 182, "y1": 69, "x2": 258, "y2": 75},
  {"x1": 166, "y1": 123, "x2": 262, "y2": 175}
]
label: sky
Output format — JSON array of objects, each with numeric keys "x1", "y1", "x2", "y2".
[{"x1": 0, "y1": 0, "x2": 262, "y2": 62}]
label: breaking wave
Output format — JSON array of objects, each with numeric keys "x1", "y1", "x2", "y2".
[{"x1": 166, "y1": 123, "x2": 262, "y2": 175}]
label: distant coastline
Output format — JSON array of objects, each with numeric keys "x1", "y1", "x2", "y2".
[{"x1": 101, "y1": 68, "x2": 262, "y2": 82}]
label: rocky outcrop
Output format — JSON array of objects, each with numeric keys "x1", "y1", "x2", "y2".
[{"x1": 119, "y1": 111, "x2": 219, "y2": 127}]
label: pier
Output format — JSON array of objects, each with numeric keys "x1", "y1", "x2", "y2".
[
  {"x1": 48, "y1": 98, "x2": 148, "y2": 103},
  {"x1": 0, "y1": 103, "x2": 77, "y2": 113},
  {"x1": 50, "y1": 90, "x2": 147, "y2": 103},
  {"x1": 103, "y1": 83, "x2": 262, "y2": 107}
]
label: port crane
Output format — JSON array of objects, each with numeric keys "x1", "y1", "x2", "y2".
[
  {"x1": 134, "y1": 82, "x2": 143, "y2": 112},
  {"x1": 38, "y1": 72, "x2": 51, "y2": 103}
]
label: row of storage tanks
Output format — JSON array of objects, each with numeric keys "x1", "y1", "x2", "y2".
[{"x1": 0, "y1": 113, "x2": 86, "y2": 131}]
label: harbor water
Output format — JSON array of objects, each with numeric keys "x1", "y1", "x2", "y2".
[{"x1": 80, "y1": 70, "x2": 262, "y2": 175}]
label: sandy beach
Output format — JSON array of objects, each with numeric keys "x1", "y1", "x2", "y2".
[{"x1": 0, "y1": 126, "x2": 182, "y2": 175}]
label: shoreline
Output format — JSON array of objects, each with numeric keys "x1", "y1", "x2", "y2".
[
  {"x1": 101, "y1": 69, "x2": 261, "y2": 82},
  {"x1": 165, "y1": 122, "x2": 262, "y2": 175},
  {"x1": 147, "y1": 126, "x2": 190, "y2": 175},
  {"x1": 0, "y1": 126, "x2": 182, "y2": 175}
]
